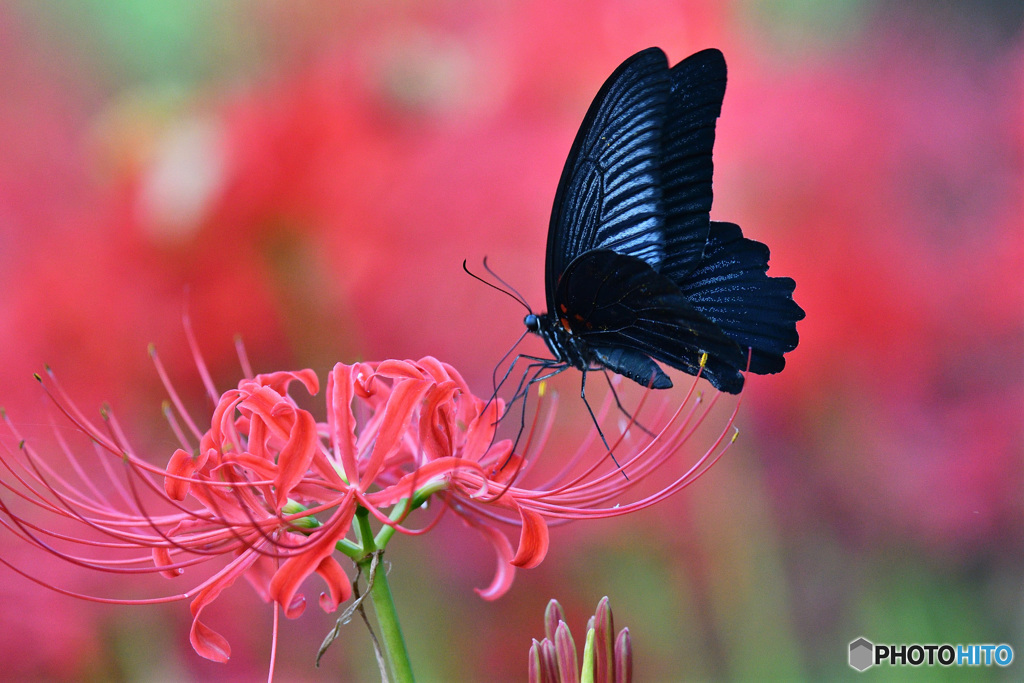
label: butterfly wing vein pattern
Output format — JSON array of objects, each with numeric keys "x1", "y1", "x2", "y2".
[{"x1": 528, "y1": 46, "x2": 804, "y2": 395}]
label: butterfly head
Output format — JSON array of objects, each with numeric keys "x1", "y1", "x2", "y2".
[{"x1": 524, "y1": 313, "x2": 541, "y2": 333}]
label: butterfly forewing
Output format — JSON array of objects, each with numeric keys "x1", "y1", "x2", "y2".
[
  {"x1": 545, "y1": 48, "x2": 671, "y2": 312},
  {"x1": 657, "y1": 49, "x2": 728, "y2": 282},
  {"x1": 530, "y1": 47, "x2": 803, "y2": 396}
]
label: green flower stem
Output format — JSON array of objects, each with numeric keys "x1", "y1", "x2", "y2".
[
  {"x1": 355, "y1": 508, "x2": 415, "y2": 682},
  {"x1": 375, "y1": 481, "x2": 444, "y2": 549},
  {"x1": 362, "y1": 552, "x2": 414, "y2": 683}
]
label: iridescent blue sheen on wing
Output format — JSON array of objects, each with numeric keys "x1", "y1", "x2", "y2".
[
  {"x1": 534, "y1": 47, "x2": 804, "y2": 394},
  {"x1": 545, "y1": 48, "x2": 671, "y2": 309},
  {"x1": 678, "y1": 222, "x2": 802, "y2": 374}
]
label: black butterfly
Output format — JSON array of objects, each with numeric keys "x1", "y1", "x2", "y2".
[{"x1": 520, "y1": 47, "x2": 804, "y2": 400}]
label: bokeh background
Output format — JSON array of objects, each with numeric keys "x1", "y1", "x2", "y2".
[{"x1": 1, "y1": 0, "x2": 1022, "y2": 680}]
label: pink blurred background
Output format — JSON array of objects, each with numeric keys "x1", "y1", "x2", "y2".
[{"x1": 1, "y1": 1, "x2": 1021, "y2": 680}]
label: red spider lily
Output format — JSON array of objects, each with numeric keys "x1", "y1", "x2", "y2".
[
  {"x1": 0, "y1": 330, "x2": 740, "y2": 671},
  {"x1": 0, "y1": 357, "x2": 354, "y2": 668},
  {"x1": 327, "y1": 351, "x2": 741, "y2": 600}
]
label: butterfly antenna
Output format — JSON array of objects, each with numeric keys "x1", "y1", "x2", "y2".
[
  {"x1": 462, "y1": 259, "x2": 532, "y2": 314},
  {"x1": 482, "y1": 256, "x2": 531, "y2": 311}
]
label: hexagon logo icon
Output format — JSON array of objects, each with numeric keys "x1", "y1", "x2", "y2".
[{"x1": 849, "y1": 637, "x2": 874, "y2": 671}]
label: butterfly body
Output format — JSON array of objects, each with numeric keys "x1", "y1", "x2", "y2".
[{"x1": 526, "y1": 47, "x2": 804, "y2": 395}]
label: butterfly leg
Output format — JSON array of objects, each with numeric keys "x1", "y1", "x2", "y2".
[
  {"x1": 509, "y1": 360, "x2": 565, "y2": 450},
  {"x1": 579, "y1": 368, "x2": 627, "y2": 475},
  {"x1": 486, "y1": 351, "x2": 550, "y2": 427},
  {"x1": 499, "y1": 360, "x2": 566, "y2": 470},
  {"x1": 491, "y1": 353, "x2": 558, "y2": 423},
  {"x1": 599, "y1": 368, "x2": 657, "y2": 437}
]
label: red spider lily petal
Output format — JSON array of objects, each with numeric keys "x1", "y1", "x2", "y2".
[
  {"x1": 364, "y1": 457, "x2": 490, "y2": 509},
  {"x1": 461, "y1": 400, "x2": 502, "y2": 463},
  {"x1": 487, "y1": 450, "x2": 523, "y2": 485},
  {"x1": 203, "y1": 389, "x2": 243, "y2": 453},
  {"x1": 376, "y1": 358, "x2": 428, "y2": 380},
  {"x1": 268, "y1": 493, "x2": 357, "y2": 617},
  {"x1": 418, "y1": 381, "x2": 461, "y2": 461},
  {"x1": 359, "y1": 378, "x2": 429, "y2": 489},
  {"x1": 243, "y1": 552, "x2": 278, "y2": 604},
  {"x1": 326, "y1": 363, "x2": 360, "y2": 482},
  {"x1": 224, "y1": 451, "x2": 278, "y2": 480},
  {"x1": 510, "y1": 506, "x2": 549, "y2": 569},
  {"x1": 191, "y1": 618, "x2": 232, "y2": 664},
  {"x1": 349, "y1": 361, "x2": 378, "y2": 399},
  {"x1": 315, "y1": 554, "x2": 351, "y2": 613},
  {"x1": 253, "y1": 369, "x2": 319, "y2": 398},
  {"x1": 153, "y1": 546, "x2": 182, "y2": 579},
  {"x1": 238, "y1": 384, "x2": 295, "y2": 439},
  {"x1": 189, "y1": 547, "x2": 265, "y2": 662},
  {"x1": 416, "y1": 356, "x2": 463, "y2": 385},
  {"x1": 270, "y1": 410, "x2": 319, "y2": 511},
  {"x1": 165, "y1": 448, "x2": 202, "y2": 500},
  {"x1": 461, "y1": 512, "x2": 516, "y2": 601}
]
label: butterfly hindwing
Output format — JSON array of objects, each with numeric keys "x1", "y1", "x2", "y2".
[
  {"x1": 678, "y1": 222, "x2": 804, "y2": 375},
  {"x1": 555, "y1": 249, "x2": 747, "y2": 390}
]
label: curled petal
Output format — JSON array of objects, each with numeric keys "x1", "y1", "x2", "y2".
[
  {"x1": 376, "y1": 359, "x2": 425, "y2": 380},
  {"x1": 360, "y1": 378, "x2": 428, "y2": 489},
  {"x1": 461, "y1": 401, "x2": 500, "y2": 463},
  {"x1": 239, "y1": 385, "x2": 292, "y2": 440},
  {"x1": 461, "y1": 513, "x2": 517, "y2": 600},
  {"x1": 511, "y1": 507, "x2": 549, "y2": 569},
  {"x1": 365, "y1": 457, "x2": 486, "y2": 508},
  {"x1": 418, "y1": 381, "x2": 460, "y2": 461},
  {"x1": 188, "y1": 547, "x2": 263, "y2": 662},
  {"x1": 328, "y1": 363, "x2": 359, "y2": 483},
  {"x1": 204, "y1": 390, "x2": 241, "y2": 452},
  {"x1": 225, "y1": 451, "x2": 278, "y2": 481},
  {"x1": 284, "y1": 594, "x2": 306, "y2": 619},
  {"x1": 273, "y1": 411, "x2": 319, "y2": 509},
  {"x1": 190, "y1": 618, "x2": 232, "y2": 664},
  {"x1": 243, "y1": 552, "x2": 277, "y2": 603},
  {"x1": 254, "y1": 369, "x2": 319, "y2": 397},
  {"x1": 315, "y1": 555, "x2": 352, "y2": 613},
  {"x1": 165, "y1": 448, "x2": 199, "y2": 500},
  {"x1": 350, "y1": 362, "x2": 377, "y2": 399},
  {"x1": 153, "y1": 546, "x2": 182, "y2": 579},
  {"x1": 415, "y1": 356, "x2": 447, "y2": 382},
  {"x1": 486, "y1": 447, "x2": 522, "y2": 484}
]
